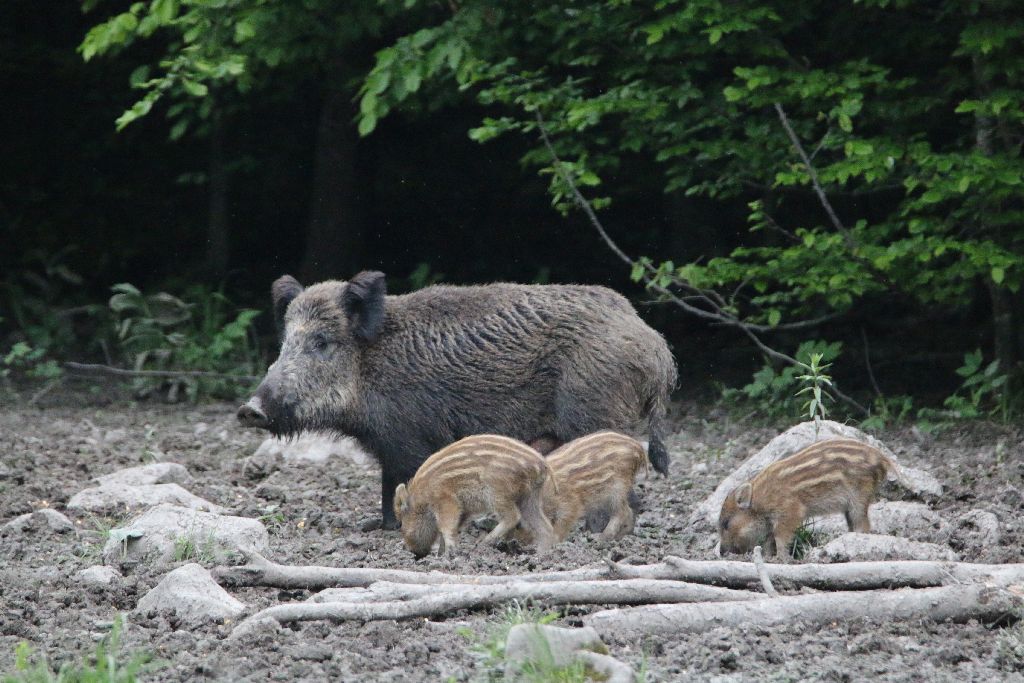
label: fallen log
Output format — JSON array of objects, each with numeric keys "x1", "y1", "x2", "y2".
[
  {"x1": 660, "y1": 556, "x2": 1024, "y2": 590},
  {"x1": 214, "y1": 552, "x2": 1024, "y2": 591},
  {"x1": 231, "y1": 579, "x2": 761, "y2": 633},
  {"x1": 307, "y1": 579, "x2": 759, "y2": 605},
  {"x1": 586, "y1": 584, "x2": 1021, "y2": 638}
]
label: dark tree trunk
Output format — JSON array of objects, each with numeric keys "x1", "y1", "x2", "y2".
[
  {"x1": 299, "y1": 82, "x2": 363, "y2": 283},
  {"x1": 205, "y1": 115, "x2": 230, "y2": 276}
]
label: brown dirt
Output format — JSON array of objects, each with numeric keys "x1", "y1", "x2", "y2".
[{"x1": 1, "y1": 387, "x2": 1022, "y2": 681}]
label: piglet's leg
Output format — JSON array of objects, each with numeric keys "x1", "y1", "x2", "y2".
[
  {"x1": 845, "y1": 502, "x2": 872, "y2": 533},
  {"x1": 597, "y1": 499, "x2": 635, "y2": 542},
  {"x1": 435, "y1": 499, "x2": 462, "y2": 556},
  {"x1": 771, "y1": 511, "x2": 804, "y2": 559},
  {"x1": 482, "y1": 501, "x2": 521, "y2": 546}
]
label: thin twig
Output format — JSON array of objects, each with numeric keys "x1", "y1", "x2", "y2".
[
  {"x1": 752, "y1": 546, "x2": 779, "y2": 598},
  {"x1": 64, "y1": 362, "x2": 259, "y2": 382},
  {"x1": 533, "y1": 109, "x2": 869, "y2": 416},
  {"x1": 28, "y1": 377, "x2": 63, "y2": 407},
  {"x1": 861, "y1": 327, "x2": 883, "y2": 399}
]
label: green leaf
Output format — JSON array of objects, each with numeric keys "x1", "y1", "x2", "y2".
[
  {"x1": 767, "y1": 309, "x2": 781, "y2": 327},
  {"x1": 181, "y1": 79, "x2": 208, "y2": 97},
  {"x1": 991, "y1": 267, "x2": 1005, "y2": 284},
  {"x1": 358, "y1": 114, "x2": 377, "y2": 137}
]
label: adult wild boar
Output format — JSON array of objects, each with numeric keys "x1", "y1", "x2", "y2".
[{"x1": 237, "y1": 271, "x2": 676, "y2": 529}]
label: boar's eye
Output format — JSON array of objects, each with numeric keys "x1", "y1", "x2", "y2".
[{"x1": 311, "y1": 333, "x2": 333, "y2": 355}]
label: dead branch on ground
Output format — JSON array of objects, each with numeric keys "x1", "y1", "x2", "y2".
[
  {"x1": 64, "y1": 361, "x2": 259, "y2": 382},
  {"x1": 586, "y1": 584, "x2": 1020, "y2": 637}
]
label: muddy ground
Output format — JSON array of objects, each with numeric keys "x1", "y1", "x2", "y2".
[{"x1": 1, "y1": 384, "x2": 1022, "y2": 682}]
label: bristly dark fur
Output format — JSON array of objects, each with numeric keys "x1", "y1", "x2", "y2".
[{"x1": 244, "y1": 273, "x2": 677, "y2": 529}]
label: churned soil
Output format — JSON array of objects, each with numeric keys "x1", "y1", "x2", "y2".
[{"x1": 1, "y1": 384, "x2": 1022, "y2": 681}]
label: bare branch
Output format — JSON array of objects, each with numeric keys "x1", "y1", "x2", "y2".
[
  {"x1": 861, "y1": 327, "x2": 883, "y2": 399},
  {"x1": 533, "y1": 109, "x2": 869, "y2": 415},
  {"x1": 64, "y1": 361, "x2": 259, "y2": 382}
]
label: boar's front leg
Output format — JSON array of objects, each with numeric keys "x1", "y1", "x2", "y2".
[{"x1": 379, "y1": 470, "x2": 402, "y2": 530}]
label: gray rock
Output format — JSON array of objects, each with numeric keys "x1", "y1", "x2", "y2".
[
  {"x1": 78, "y1": 565, "x2": 122, "y2": 588},
  {"x1": 2, "y1": 508, "x2": 76, "y2": 534},
  {"x1": 504, "y1": 624, "x2": 608, "y2": 679},
  {"x1": 68, "y1": 484, "x2": 223, "y2": 515},
  {"x1": 135, "y1": 563, "x2": 245, "y2": 626},
  {"x1": 93, "y1": 463, "x2": 192, "y2": 487},
  {"x1": 690, "y1": 420, "x2": 943, "y2": 529},
  {"x1": 253, "y1": 433, "x2": 373, "y2": 466},
  {"x1": 227, "y1": 616, "x2": 283, "y2": 642},
  {"x1": 809, "y1": 532, "x2": 959, "y2": 562},
  {"x1": 948, "y1": 509, "x2": 1001, "y2": 548},
  {"x1": 102, "y1": 503, "x2": 269, "y2": 565},
  {"x1": 577, "y1": 651, "x2": 636, "y2": 683},
  {"x1": 809, "y1": 501, "x2": 948, "y2": 543}
]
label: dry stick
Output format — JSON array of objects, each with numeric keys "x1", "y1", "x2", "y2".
[
  {"x1": 64, "y1": 361, "x2": 259, "y2": 382},
  {"x1": 533, "y1": 110, "x2": 868, "y2": 415},
  {"x1": 861, "y1": 327, "x2": 883, "y2": 399},
  {"x1": 751, "y1": 546, "x2": 779, "y2": 598},
  {"x1": 28, "y1": 377, "x2": 63, "y2": 406},
  {"x1": 232, "y1": 579, "x2": 761, "y2": 632},
  {"x1": 214, "y1": 553, "x2": 1024, "y2": 592},
  {"x1": 586, "y1": 584, "x2": 1020, "y2": 638}
]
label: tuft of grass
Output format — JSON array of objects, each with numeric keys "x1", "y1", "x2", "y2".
[
  {"x1": 789, "y1": 524, "x2": 820, "y2": 560},
  {"x1": 458, "y1": 602, "x2": 563, "y2": 681},
  {"x1": 3, "y1": 615, "x2": 159, "y2": 682},
  {"x1": 172, "y1": 531, "x2": 217, "y2": 564},
  {"x1": 996, "y1": 615, "x2": 1024, "y2": 672}
]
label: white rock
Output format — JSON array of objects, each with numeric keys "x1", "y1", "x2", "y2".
[
  {"x1": 689, "y1": 420, "x2": 943, "y2": 528},
  {"x1": 504, "y1": 624, "x2": 607, "y2": 678},
  {"x1": 93, "y1": 463, "x2": 192, "y2": 487},
  {"x1": 949, "y1": 509, "x2": 1001, "y2": 547},
  {"x1": 254, "y1": 433, "x2": 374, "y2": 466},
  {"x1": 228, "y1": 616, "x2": 283, "y2": 641},
  {"x1": 102, "y1": 503, "x2": 269, "y2": 565},
  {"x1": 135, "y1": 563, "x2": 245, "y2": 626},
  {"x1": 194, "y1": 422, "x2": 209, "y2": 436},
  {"x1": 78, "y1": 565, "x2": 121, "y2": 587},
  {"x1": 2, "y1": 508, "x2": 76, "y2": 534},
  {"x1": 577, "y1": 651, "x2": 636, "y2": 683},
  {"x1": 68, "y1": 484, "x2": 222, "y2": 515},
  {"x1": 809, "y1": 501, "x2": 947, "y2": 542},
  {"x1": 809, "y1": 532, "x2": 959, "y2": 562}
]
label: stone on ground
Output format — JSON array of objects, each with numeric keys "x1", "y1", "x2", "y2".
[
  {"x1": 948, "y1": 509, "x2": 1001, "y2": 548},
  {"x1": 77, "y1": 564, "x2": 122, "y2": 588},
  {"x1": 2, "y1": 508, "x2": 76, "y2": 534},
  {"x1": 808, "y1": 532, "x2": 959, "y2": 562},
  {"x1": 102, "y1": 503, "x2": 268, "y2": 565},
  {"x1": 135, "y1": 563, "x2": 245, "y2": 626},
  {"x1": 690, "y1": 420, "x2": 944, "y2": 528},
  {"x1": 504, "y1": 624, "x2": 629, "y2": 680},
  {"x1": 253, "y1": 433, "x2": 373, "y2": 466},
  {"x1": 93, "y1": 462, "x2": 192, "y2": 487},
  {"x1": 809, "y1": 501, "x2": 948, "y2": 542},
  {"x1": 68, "y1": 483, "x2": 223, "y2": 515}
]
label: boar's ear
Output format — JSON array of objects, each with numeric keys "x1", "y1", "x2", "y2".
[
  {"x1": 272, "y1": 275, "x2": 304, "y2": 334},
  {"x1": 394, "y1": 483, "x2": 409, "y2": 518},
  {"x1": 734, "y1": 482, "x2": 753, "y2": 509},
  {"x1": 343, "y1": 271, "x2": 387, "y2": 344}
]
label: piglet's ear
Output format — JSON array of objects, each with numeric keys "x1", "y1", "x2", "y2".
[
  {"x1": 343, "y1": 270, "x2": 387, "y2": 344},
  {"x1": 271, "y1": 275, "x2": 303, "y2": 334},
  {"x1": 394, "y1": 483, "x2": 409, "y2": 518},
  {"x1": 734, "y1": 482, "x2": 753, "y2": 509}
]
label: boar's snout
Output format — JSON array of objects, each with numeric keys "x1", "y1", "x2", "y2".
[{"x1": 237, "y1": 397, "x2": 270, "y2": 429}]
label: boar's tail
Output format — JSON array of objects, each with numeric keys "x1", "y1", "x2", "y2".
[{"x1": 647, "y1": 411, "x2": 670, "y2": 476}]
